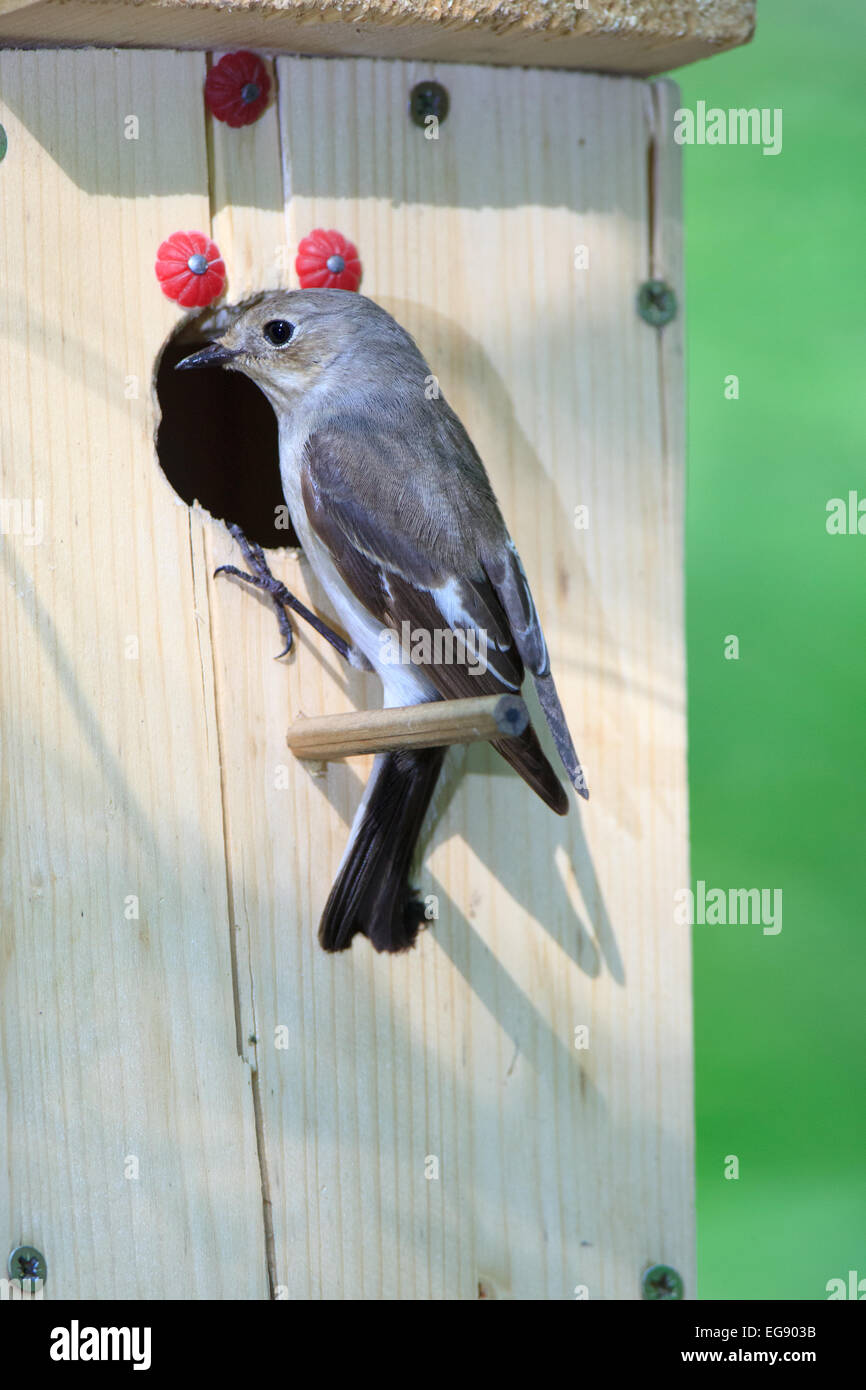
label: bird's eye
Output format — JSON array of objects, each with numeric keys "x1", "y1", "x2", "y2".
[{"x1": 263, "y1": 320, "x2": 294, "y2": 346}]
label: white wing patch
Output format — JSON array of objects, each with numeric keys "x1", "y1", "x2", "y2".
[{"x1": 431, "y1": 576, "x2": 520, "y2": 690}]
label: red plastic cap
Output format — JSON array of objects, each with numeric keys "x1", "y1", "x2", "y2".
[
  {"x1": 205, "y1": 52, "x2": 271, "y2": 128},
  {"x1": 295, "y1": 229, "x2": 362, "y2": 292},
  {"x1": 155, "y1": 230, "x2": 226, "y2": 308}
]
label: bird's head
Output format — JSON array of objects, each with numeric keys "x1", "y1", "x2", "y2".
[{"x1": 176, "y1": 288, "x2": 418, "y2": 413}]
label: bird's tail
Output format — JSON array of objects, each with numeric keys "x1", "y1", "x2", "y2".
[
  {"x1": 491, "y1": 721, "x2": 570, "y2": 816},
  {"x1": 533, "y1": 670, "x2": 589, "y2": 800},
  {"x1": 319, "y1": 745, "x2": 446, "y2": 953}
]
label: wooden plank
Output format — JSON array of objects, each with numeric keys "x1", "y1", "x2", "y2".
[
  {"x1": 642, "y1": 75, "x2": 694, "y2": 1290},
  {"x1": 208, "y1": 53, "x2": 692, "y2": 1300},
  {"x1": 0, "y1": 1, "x2": 756, "y2": 76},
  {"x1": 0, "y1": 49, "x2": 268, "y2": 1300}
]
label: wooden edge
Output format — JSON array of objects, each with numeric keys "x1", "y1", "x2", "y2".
[
  {"x1": 0, "y1": 0, "x2": 756, "y2": 75},
  {"x1": 286, "y1": 693, "x2": 529, "y2": 760}
]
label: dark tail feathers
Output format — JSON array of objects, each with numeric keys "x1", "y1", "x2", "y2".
[
  {"x1": 491, "y1": 722, "x2": 569, "y2": 816},
  {"x1": 319, "y1": 745, "x2": 446, "y2": 953}
]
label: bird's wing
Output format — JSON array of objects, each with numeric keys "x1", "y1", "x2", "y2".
[
  {"x1": 301, "y1": 426, "x2": 572, "y2": 812},
  {"x1": 480, "y1": 539, "x2": 588, "y2": 798}
]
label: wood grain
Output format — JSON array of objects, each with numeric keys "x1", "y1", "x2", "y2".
[
  {"x1": 0, "y1": 49, "x2": 693, "y2": 1301},
  {"x1": 0, "y1": 1, "x2": 756, "y2": 76},
  {"x1": 0, "y1": 49, "x2": 267, "y2": 1300},
  {"x1": 256, "y1": 54, "x2": 692, "y2": 1300},
  {"x1": 286, "y1": 696, "x2": 530, "y2": 760}
]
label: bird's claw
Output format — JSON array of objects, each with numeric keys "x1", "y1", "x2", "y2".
[
  {"x1": 213, "y1": 555, "x2": 296, "y2": 660},
  {"x1": 215, "y1": 523, "x2": 354, "y2": 664}
]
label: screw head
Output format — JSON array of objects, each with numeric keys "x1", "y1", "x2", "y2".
[
  {"x1": 642, "y1": 1263, "x2": 683, "y2": 1299},
  {"x1": 409, "y1": 81, "x2": 449, "y2": 129},
  {"x1": 0, "y1": 124, "x2": 7, "y2": 164},
  {"x1": 8, "y1": 1244, "x2": 46, "y2": 1287},
  {"x1": 241, "y1": 82, "x2": 261, "y2": 105},
  {"x1": 494, "y1": 695, "x2": 529, "y2": 738},
  {"x1": 637, "y1": 279, "x2": 677, "y2": 327}
]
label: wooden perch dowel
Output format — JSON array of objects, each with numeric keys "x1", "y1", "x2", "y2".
[{"x1": 287, "y1": 694, "x2": 528, "y2": 761}]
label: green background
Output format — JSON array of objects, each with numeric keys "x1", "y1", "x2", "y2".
[{"x1": 672, "y1": 0, "x2": 865, "y2": 1299}]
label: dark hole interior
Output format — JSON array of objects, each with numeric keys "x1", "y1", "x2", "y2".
[{"x1": 155, "y1": 323, "x2": 299, "y2": 549}]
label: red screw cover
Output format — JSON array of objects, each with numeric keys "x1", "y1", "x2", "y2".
[{"x1": 155, "y1": 230, "x2": 226, "y2": 308}]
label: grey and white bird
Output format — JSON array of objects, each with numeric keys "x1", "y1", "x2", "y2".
[{"x1": 178, "y1": 289, "x2": 587, "y2": 953}]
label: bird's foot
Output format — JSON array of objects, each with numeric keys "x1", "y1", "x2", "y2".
[{"x1": 215, "y1": 523, "x2": 353, "y2": 663}]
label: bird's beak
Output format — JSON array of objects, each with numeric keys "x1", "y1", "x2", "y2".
[{"x1": 175, "y1": 341, "x2": 240, "y2": 371}]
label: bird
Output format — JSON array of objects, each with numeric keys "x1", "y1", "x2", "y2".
[{"x1": 178, "y1": 289, "x2": 587, "y2": 954}]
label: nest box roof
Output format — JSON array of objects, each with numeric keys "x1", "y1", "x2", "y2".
[{"x1": 0, "y1": 0, "x2": 755, "y2": 75}]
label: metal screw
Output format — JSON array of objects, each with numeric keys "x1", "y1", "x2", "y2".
[
  {"x1": 642, "y1": 1263, "x2": 683, "y2": 1299},
  {"x1": 8, "y1": 1244, "x2": 46, "y2": 1286},
  {"x1": 409, "y1": 81, "x2": 449, "y2": 130},
  {"x1": 0, "y1": 124, "x2": 7, "y2": 164},
  {"x1": 637, "y1": 279, "x2": 677, "y2": 327}
]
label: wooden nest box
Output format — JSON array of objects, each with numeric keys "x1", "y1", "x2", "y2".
[{"x1": 0, "y1": 0, "x2": 754, "y2": 1300}]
